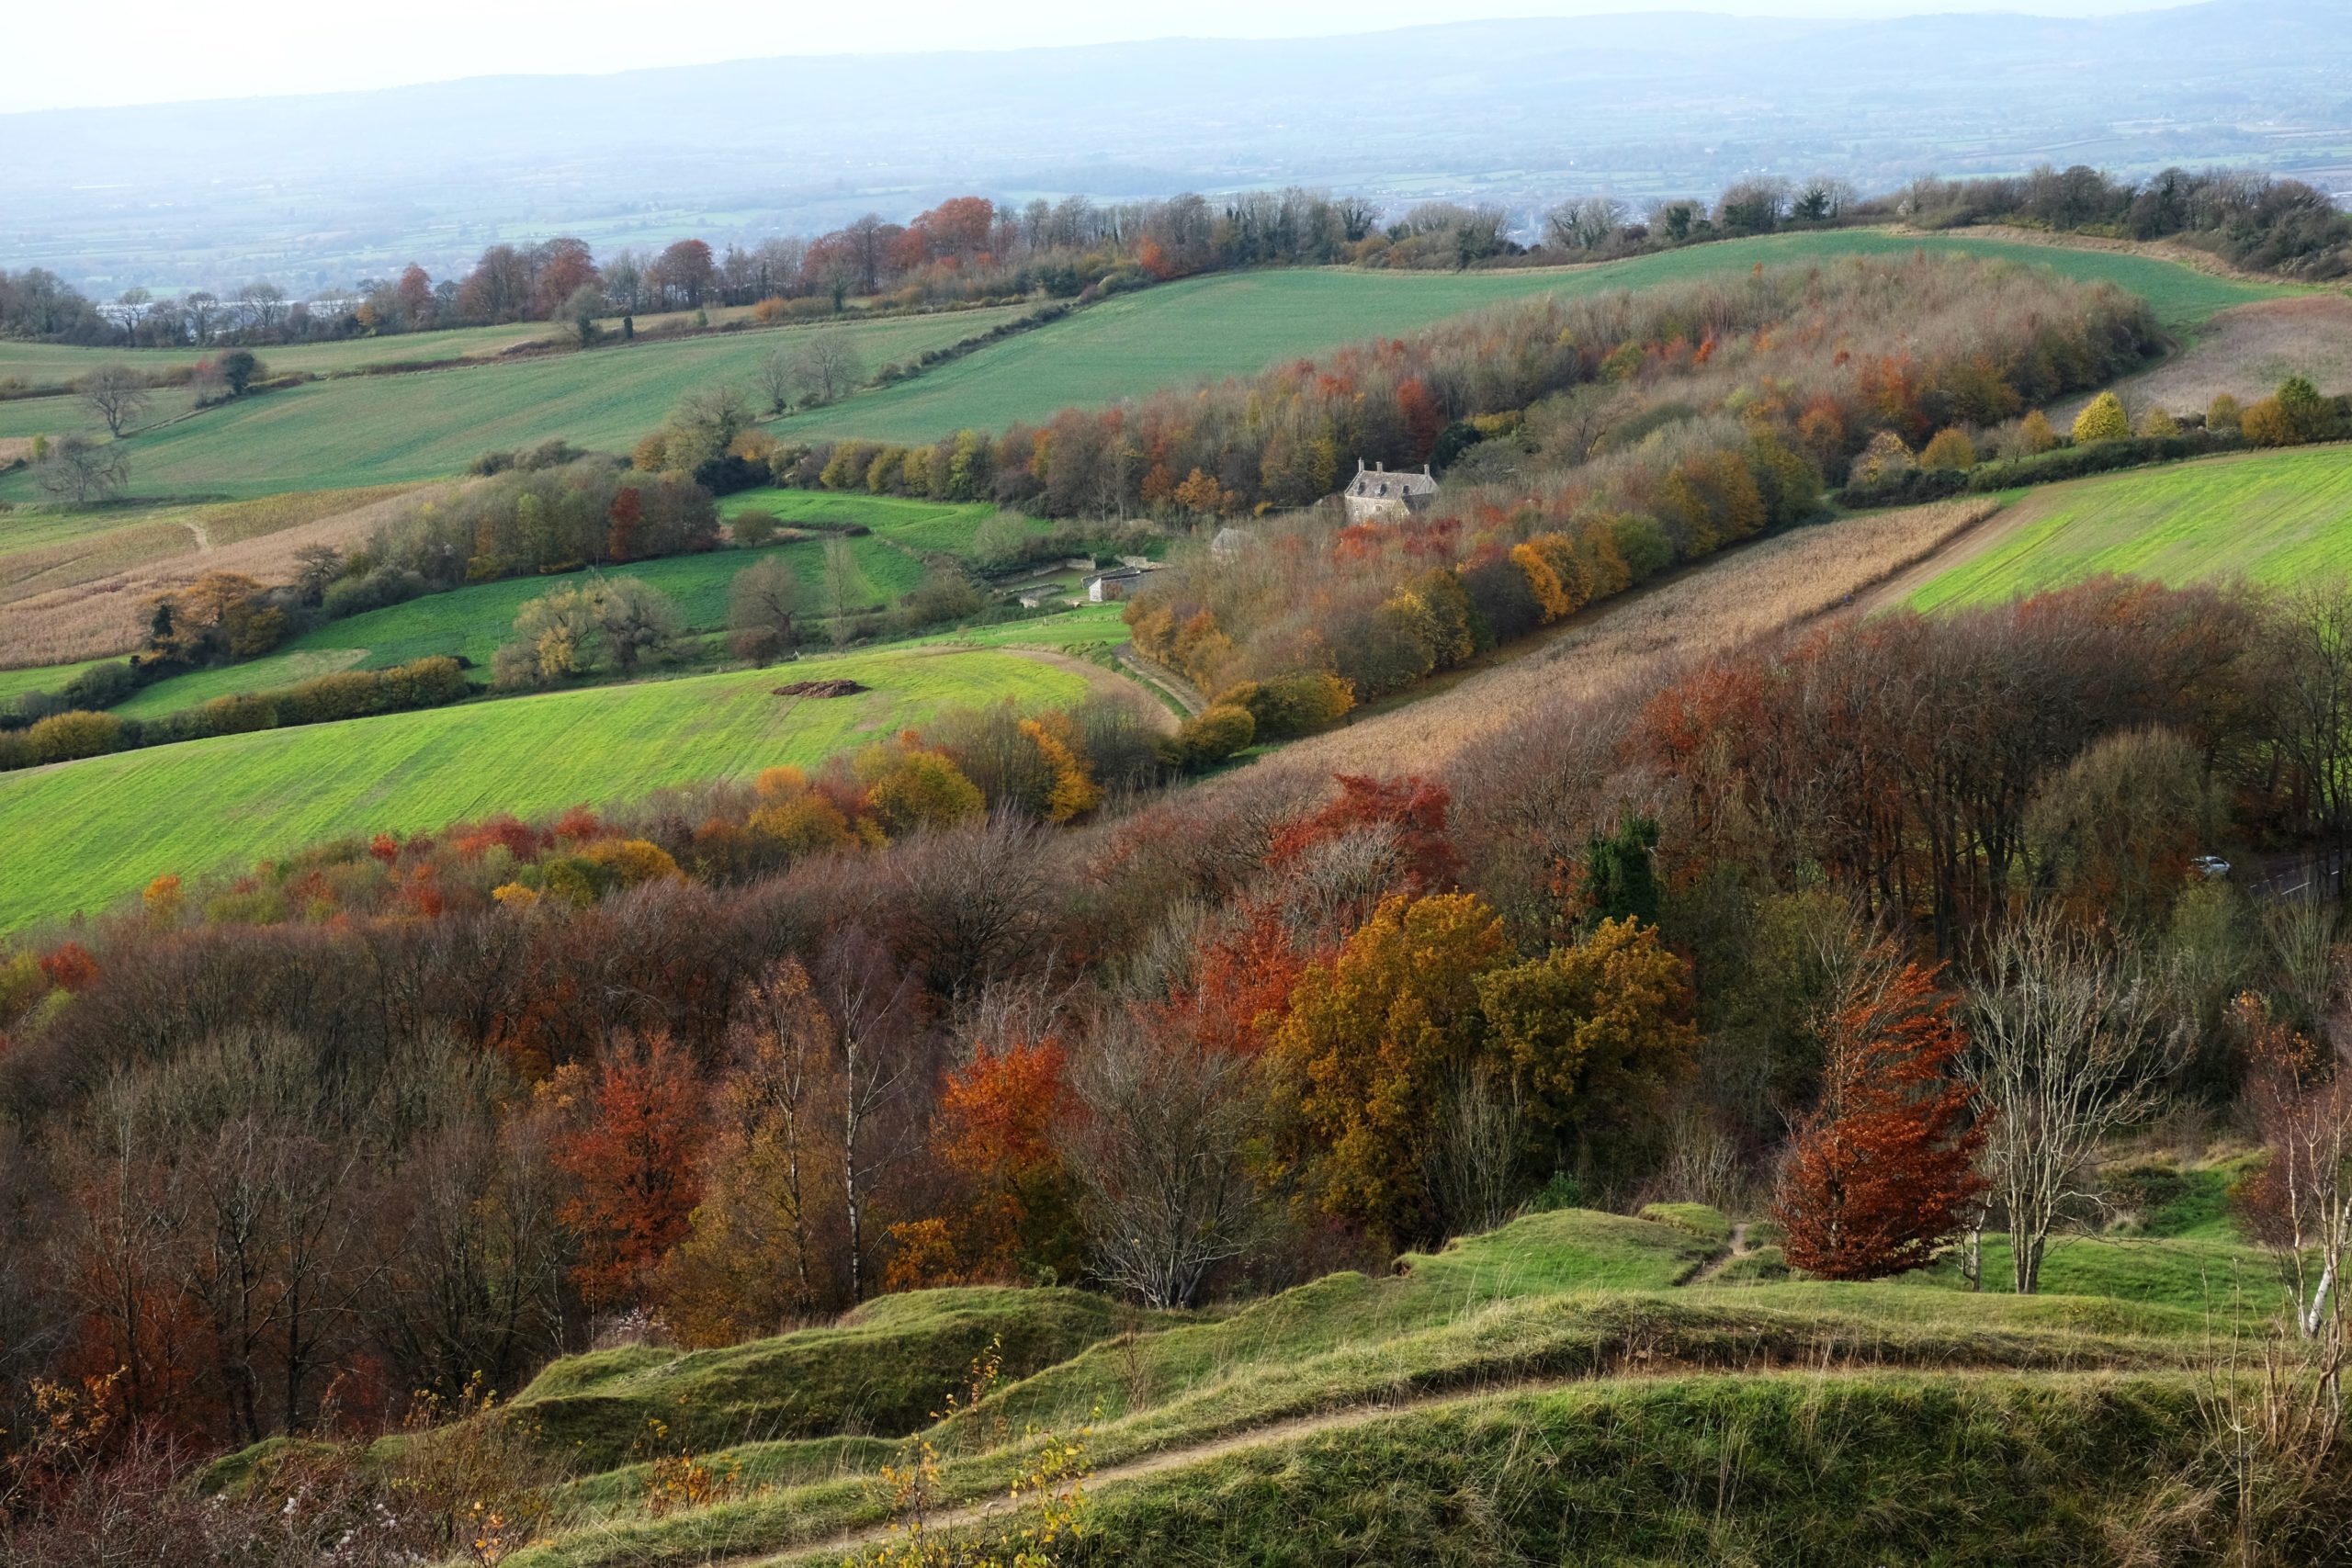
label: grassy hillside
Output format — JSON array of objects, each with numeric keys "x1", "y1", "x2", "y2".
[
  {"x1": 106, "y1": 538, "x2": 941, "y2": 717},
  {"x1": 447, "y1": 1186, "x2": 2305, "y2": 1568},
  {"x1": 0, "y1": 645, "x2": 1090, "y2": 931},
  {"x1": 0, "y1": 321, "x2": 567, "y2": 389},
  {"x1": 1910, "y1": 442, "x2": 2352, "y2": 610},
  {"x1": 0, "y1": 309, "x2": 1028, "y2": 503},
  {"x1": 771, "y1": 233, "x2": 2286, "y2": 447}
]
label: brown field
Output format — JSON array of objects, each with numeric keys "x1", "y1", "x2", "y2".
[
  {"x1": 2057, "y1": 294, "x2": 2352, "y2": 424},
  {"x1": 0, "y1": 483, "x2": 443, "y2": 668},
  {"x1": 1250, "y1": 499, "x2": 2001, "y2": 781}
]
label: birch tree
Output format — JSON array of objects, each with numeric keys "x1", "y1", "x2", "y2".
[{"x1": 1963, "y1": 908, "x2": 2184, "y2": 1293}]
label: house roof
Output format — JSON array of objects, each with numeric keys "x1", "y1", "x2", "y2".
[{"x1": 1345, "y1": 462, "x2": 1438, "y2": 500}]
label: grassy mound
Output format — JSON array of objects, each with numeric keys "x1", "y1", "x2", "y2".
[
  {"x1": 1057, "y1": 1371, "x2": 2276, "y2": 1568},
  {"x1": 510, "y1": 1287, "x2": 1123, "y2": 1473},
  {"x1": 1910, "y1": 442, "x2": 2352, "y2": 610}
]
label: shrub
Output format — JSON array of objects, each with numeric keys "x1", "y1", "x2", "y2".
[
  {"x1": 2136, "y1": 405, "x2": 2180, "y2": 439},
  {"x1": 2017, "y1": 409, "x2": 2061, "y2": 454},
  {"x1": 1166, "y1": 703, "x2": 1256, "y2": 770},
  {"x1": 2240, "y1": 396, "x2": 2295, "y2": 447},
  {"x1": 26, "y1": 709, "x2": 126, "y2": 764},
  {"x1": 2206, "y1": 392, "x2": 2243, "y2": 433}
]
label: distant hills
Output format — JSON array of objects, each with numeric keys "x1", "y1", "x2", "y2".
[{"x1": 3, "y1": 0, "x2": 2346, "y2": 293}]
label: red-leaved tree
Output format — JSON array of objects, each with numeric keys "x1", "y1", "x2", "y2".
[
  {"x1": 548, "y1": 1032, "x2": 707, "y2": 1309},
  {"x1": 1774, "y1": 951, "x2": 1987, "y2": 1280}
]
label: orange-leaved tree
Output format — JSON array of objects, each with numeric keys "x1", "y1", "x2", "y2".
[
  {"x1": 1773, "y1": 951, "x2": 1986, "y2": 1280},
  {"x1": 548, "y1": 1032, "x2": 707, "y2": 1310},
  {"x1": 888, "y1": 1039, "x2": 1081, "y2": 1291}
]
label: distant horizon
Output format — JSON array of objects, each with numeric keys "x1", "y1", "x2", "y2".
[{"x1": 6, "y1": 0, "x2": 2200, "y2": 116}]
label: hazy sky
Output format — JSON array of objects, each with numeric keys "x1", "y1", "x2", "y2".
[{"x1": 6, "y1": 0, "x2": 2189, "y2": 115}]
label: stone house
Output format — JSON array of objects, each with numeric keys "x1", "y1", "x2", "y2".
[{"x1": 1342, "y1": 460, "x2": 1439, "y2": 525}]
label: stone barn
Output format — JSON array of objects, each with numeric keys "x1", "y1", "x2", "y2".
[{"x1": 1342, "y1": 460, "x2": 1439, "y2": 525}]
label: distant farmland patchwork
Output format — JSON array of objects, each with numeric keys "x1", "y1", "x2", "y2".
[
  {"x1": 1908, "y1": 443, "x2": 2352, "y2": 610},
  {"x1": 1, "y1": 231, "x2": 2286, "y2": 505},
  {"x1": 0, "y1": 646, "x2": 1092, "y2": 931},
  {"x1": 770, "y1": 231, "x2": 2288, "y2": 446},
  {"x1": 0, "y1": 307, "x2": 1029, "y2": 502}
]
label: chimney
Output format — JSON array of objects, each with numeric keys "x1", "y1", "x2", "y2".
[{"x1": 1356, "y1": 457, "x2": 1365, "y2": 472}]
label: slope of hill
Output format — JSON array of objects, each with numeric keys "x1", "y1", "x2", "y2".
[
  {"x1": 0, "y1": 309, "x2": 1030, "y2": 503},
  {"x1": 773, "y1": 231, "x2": 2287, "y2": 446},
  {"x1": 221, "y1": 1179, "x2": 2296, "y2": 1568},
  {"x1": 0, "y1": 646, "x2": 1099, "y2": 932},
  {"x1": 1904, "y1": 442, "x2": 2352, "y2": 611}
]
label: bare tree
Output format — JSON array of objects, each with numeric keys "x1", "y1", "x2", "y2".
[
  {"x1": 817, "y1": 928, "x2": 923, "y2": 1301},
  {"x1": 33, "y1": 434, "x2": 129, "y2": 507},
  {"x1": 1963, "y1": 908, "x2": 2185, "y2": 1293},
  {"x1": 729, "y1": 555, "x2": 802, "y2": 660},
  {"x1": 791, "y1": 330, "x2": 865, "y2": 405},
  {"x1": 237, "y1": 280, "x2": 287, "y2": 333},
  {"x1": 1069, "y1": 1014, "x2": 1265, "y2": 1308},
  {"x1": 1544, "y1": 196, "x2": 1626, "y2": 252},
  {"x1": 723, "y1": 958, "x2": 839, "y2": 1308},
  {"x1": 754, "y1": 346, "x2": 797, "y2": 415},
  {"x1": 76, "y1": 365, "x2": 150, "y2": 437}
]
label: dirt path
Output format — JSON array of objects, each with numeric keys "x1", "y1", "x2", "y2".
[
  {"x1": 1682, "y1": 1223, "x2": 1753, "y2": 1289},
  {"x1": 745, "y1": 1378, "x2": 1587, "y2": 1566}
]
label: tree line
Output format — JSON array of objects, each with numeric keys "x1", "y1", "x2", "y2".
[{"x1": 11, "y1": 163, "x2": 2333, "y2": 362}]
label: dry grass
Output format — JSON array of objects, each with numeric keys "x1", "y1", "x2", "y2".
[
  {"x1": 2057, "y1": 295, "x2": 2352, "y2": 426},
  {"x1": 0, "y1": 482, "x2": 445, "y2": 668},
  {"x1": 1254, "y1": 499, "x2": 1999, "y2": 779}
]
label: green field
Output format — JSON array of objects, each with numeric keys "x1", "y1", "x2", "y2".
[
  {"x1": 1910, "y1": 442, "x2": 2352, "y2": 610},
  {"x1": 106, "y1": 537, "x2": 945, "y2": 717},
  {"x1": 0, "y1": 646, "x2": 1090, "y2": 932},
  {"x1": 716, "y1": 487, "x2": 1012, "y2": 552},
  {"x1": 771, "y1": 233, "x2": 2287, "y2": 447},
  {"x1": 0, "y1": 309, "x2": 1029, "y2": 502}
]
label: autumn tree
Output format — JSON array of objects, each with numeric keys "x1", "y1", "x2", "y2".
[
  {"x1": 548, "y1": 1032, "x2": 707, "y2": 1310},
  {"x1": 32, "y1": 435, "x2": 128, "y2": 507},
  {"x1": 790, "y1": 331, "x2": 865, "y2": 405},
  {"x1": 1773, "y1": 951, "x2": 1986, "y2": 1280},
  {"x1": 1267, "y1": 892, "x2": 1508, "y2": 1243},
  {"x1": 892, "y1": 1039, "x2": 1081, "y2": 1289},
  {"x1": 2072, "y1": 390, "x2": 2131, "y2": 444},
  {"x1": 663, "y1": 960, "x2": 843, "y2": 1341},
  {"x1": 1476, "y1": 916, "x2": 1698, "y2": 1179}
]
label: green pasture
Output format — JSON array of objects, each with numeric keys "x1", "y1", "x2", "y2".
[
  {"x1": 717, "y1": 487, "x2": 1012, "y2": 555},
  {"x1": 772, "y1": 233, "x2": 2285, "y2": 446},
  {"x1": 107, "y1": 538, "x2": 933, "y2": 718},
  {"x1": 0, "y1": 308, "x2": 1028, "y2": 503},
  {"x1": 0, "y1": 645, "x2": 1089, "y2": 932},
  {"x1": 1909, "y1": 442, "x2": 2352, "y2": 610}
]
